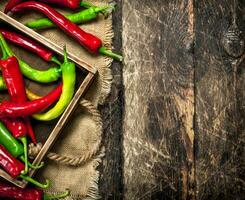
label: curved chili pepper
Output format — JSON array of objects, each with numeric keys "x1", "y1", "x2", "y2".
[
  {"x1": 34, "y1": 48, "x2": 75, "y2": 121},
  {"x1": 0, "y1": 118, "x2": 27, "y2": 139},
  {"x1": 0, "y1": 29, "x2": 61, "y2": 65},
  {"x1": 4, "y1": 0, "x2": 23, "y2": 13},
  {"x1": 0, "y1": 75, "x2": 47, "y2": 100},
  {"x1": 0, "y1": 145, "x2": 50, "y2": 189},
  {"x1": 0, "y1": 56, "x2": 40, "y2": 173},
  {"x1": 0, "y1": 39, "x2": 36, "y2": 146},
  {"x1": 0, "y1": 83, "x2": 62, "y2": 118},
  {"x1": 11, "y1": 1, "x2": 123, "y2": 61},
  {"x1": 0, "y1": 183, "x2": 70, "y2": 200},
  {"x1": 0, "y1": 121, "x2": 44, "y2": 169},
  {"x1": 0, "y1": 33, "x2": 61, "y2": 83},
  {"x1": 4, "y1": 0, "x2": 95, "y2": 13},
  {"x1": 26, "y1": 5, "x2": 114, "y2": 30}
]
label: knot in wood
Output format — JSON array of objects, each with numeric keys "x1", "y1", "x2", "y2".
[{"x1": 222, "y1": 23, "x2": 244, "y2": 58}]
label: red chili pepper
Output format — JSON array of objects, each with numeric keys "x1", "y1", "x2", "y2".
[
  {"x1": 0, "y1": 183, "x2": 70, "y2": 200},
  {"x1": 4, "y1": 0, "x2": 23, "y2": 13},
  {"x1": 0, "y1": 145, "x2": 50, "y2": 189},
  {"x1": 0, "y1": 144, "x2": 24, "y2": 178},
  {"x1": 10, "y1": 2, "x2": 121, "y2": 61},
  {"x1": 0, "y1": 29, "x2": 60, "y2": 64},
  {"x1": 0, "y1": 29, "x2": 57, "y2": 63},
  {"x1": 0, "y1": 56, "x2": 37, "y2": 145},
  {"x1": 0, "y1": 118, "x2": 27, "y2": 138},
  {"x1": 5, "y1": 0, "x2": 92, "y2": 13},
  {"x1": 11, "y1": 1, "x2": 101, "y2": 53},
  {"x1": 0, "y1": 83, "x2": 62, "y2": 118},
  {"x1": 38, "y1": 0, "x2": 81, "y2": 9},
  {"x1": 0, "y1": 56, "x2": 39, "y2": 173}
]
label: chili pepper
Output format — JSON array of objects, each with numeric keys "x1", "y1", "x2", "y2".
[
  {"x1": 0, "y1": 55, "x2": 37, "y2": 142},
  {"x1": 11, "y1": 2, "x2": 123, "y2": 61},
  {"x1": 0, "y1": 83, "x2": 62, "y2": 118},
  {"x1": 0, "y1": 29, "x2": 61, "y2": 65},
  {"x1": 0, "y1": 56, "x2": 40, "y2": 173},
  {"x1": 0, "y1": 33, "x2": 61, "y2": 83},
  {"x1": 0, "y1": 75, "x2": 46, "y2": 100},
  {"x1": 0, "y1": 183, "x2": 70, "y2": 200},
  {"x1": 26, "y1": 88, "x2": 41, "y2": 100},
  {"x1": 37, "y1": 0, "x2": 95, "y2": 9},
  {"x1": 25, "y1": 5, "x2": 114, "y2": 30},
  {"x1": 0, "y1": 121, "x2": 44, "y2": 169},
  {"x1": 0, "y1": 76, "x2": 6, "y2": 90},
  {"x1": 4, "y1": 0, "x2": 95, "y2": 13},
  {"x1": 0, "y1": 118, "x2": 27, "y2": 139},
  {"x1": 0, "y1": 43, "x2": 37, "y2": 145},
  {"x1": 0, "y1": 144, "x2": 50, "y2": 189},
  {"x1": 4, "y1": 0, "x2": 23, "y2": 13},
  {"x1": 34, "y1": 47, "x2": 75, "y2": 121}
]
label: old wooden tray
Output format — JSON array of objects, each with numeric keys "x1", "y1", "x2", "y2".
[{"x1": 0, "y1": 11, "x2": 97, "y2": 188}]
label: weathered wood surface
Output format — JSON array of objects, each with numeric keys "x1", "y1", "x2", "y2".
[
  {"x1": 100, "y1": 0, "x2": 245, "y2": 199},
  {"x1": 122, "y1": 0, "x2": 195, "y2": 199},
  {"x1": 195, "y1": 0, "x2": 245, "y2": 199}
]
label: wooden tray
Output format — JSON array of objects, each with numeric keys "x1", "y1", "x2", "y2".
[{"x1": 0, "y1": 11, "x2": 97, "y2": 188}]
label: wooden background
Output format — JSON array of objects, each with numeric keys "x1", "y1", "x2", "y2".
[{"x1": 99, "y1": 0, "x2": 245, "y2": 199}]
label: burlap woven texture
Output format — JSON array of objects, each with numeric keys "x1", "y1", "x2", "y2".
[{"x1": 3, "y1": 0, "x2": 114, "y2": 199}]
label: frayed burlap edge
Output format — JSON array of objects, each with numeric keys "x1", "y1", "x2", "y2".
[
  {"x1": 98, "y1": 15, "x2": 114, "y2": 105},
  {"x1": 44, "y1": 151, "x2": 104, "y2": 200}
]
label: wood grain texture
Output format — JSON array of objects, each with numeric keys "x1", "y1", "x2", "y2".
[
  {"x1": 99, "y1": 0, "x2": 245, "y2": 199},
  {"x1": 195, "y1": 0, "x2": 245, "y2": 199},
  {"x1": 122, "y1": 0, "x2": 195, "y2": 199}
]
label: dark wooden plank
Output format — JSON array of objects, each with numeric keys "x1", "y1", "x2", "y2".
[
  {"x1": 195, "y1": 0, "x2": 245, "y2": 199},
  {"x1": 98, "y1": 0, "x2": 124, "y2": 199},
  {"x1": 122, "y1": 0, "x2": 195, "y2": 199}
]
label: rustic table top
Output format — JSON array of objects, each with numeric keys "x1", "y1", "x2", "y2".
[{"x1": 100, "y1": 0, "x2": 244, "y2": 199}]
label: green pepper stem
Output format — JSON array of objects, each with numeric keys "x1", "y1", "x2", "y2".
[
  {"x1": 19, "y1": 174, "x2": 50, "y2": 189},
  {"x1": 0, "y1": 34, "x2": 8, "y2": 60},
  {"x1": 50, "y1": 56, "x2": 61, "y2": 65},
  {"x1": 43, "y1": 189, "x2": 70, "y2": 200},
  {"x1": 99, "y1": 46, "x2": 123, "y2": 61},
  {"x1": 63, "y1": 46, "x2": 68, "y2": 63},
  {"x1": 19, "y1": 137, "x2": 28, "y2": 175},
  {"x1": 19, "y1": 155, "x2": 44, "y2": 169}
]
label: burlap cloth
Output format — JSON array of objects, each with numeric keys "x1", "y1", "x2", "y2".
[{"x1": 9, "y1": 0, "x2": 114, "y2": 199}]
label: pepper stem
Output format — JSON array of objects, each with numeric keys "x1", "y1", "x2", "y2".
[
  {"x1": 99, "y1": 46, "x2": 123, "y2": 61},
  {"x1": 19, "y1": 174, "x2": 50, "y2": 189},
  {"x1": 50, "y1": 56, "x2": 61, "y2": 65},
  {"x1": 0, "y1": 33, "x2": 14, "y2": 57},
  {"x1": 0, "y1": 34, "x2": 8, "y2": 60},
  {"x1": 43, "y1": 189, "x2": 70, "y2": 200},
  {"x1": 19, "y1": 155, "x2": 44, "y2": 169},
  {"x1": 63, "y1": 46, "x2": 68, "y2": 63},
  {"x1": 19, "y1": 137, "x2": 28, "y2": 175}
]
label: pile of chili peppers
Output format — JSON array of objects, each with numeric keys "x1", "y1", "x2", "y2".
[
  {"x1": 0, "y1": 0, "x2": 121, "y2": 198},
  {"x1": 0, "y1": 28, "x2": 72, "y2": 197},
  {"x1": 6, "y1": 0, "x2": 123, "y2": 61}
]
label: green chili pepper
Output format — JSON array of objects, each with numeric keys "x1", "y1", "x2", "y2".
[
  {"x1": 25, "y1": 5, "x2": 113, "y2": 30},
  {"x1": 0, "y1": 33, "x2": 61, "y2": 83},
  {"x1": 0, "y1": 122, "x2": 43, "y2": 169},
  {"x1": 33, "y1": 47, "x2": 76, "y2": 121},
  {"x1": 0, "y1": 77, "x2": 6, "y2": 90}
]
